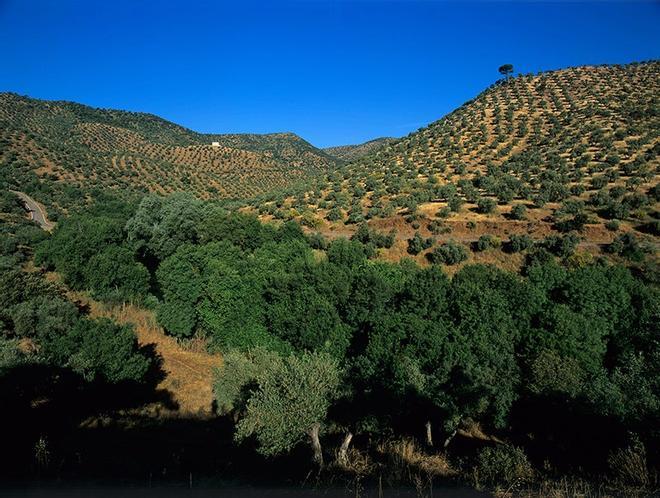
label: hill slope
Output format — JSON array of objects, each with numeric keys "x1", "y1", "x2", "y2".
[
  {"x1": 0, "y1": 93, "x2": 339, "y2": 213},
  {"x1": 256, "y1": 61, "x2": 659, "y2": 265},
  {"x1": 324, "y1": 137, "x2": 396, "y2": 161}
]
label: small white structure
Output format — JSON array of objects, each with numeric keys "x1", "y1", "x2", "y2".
[{"x1": 211, "y1": 141, "x2": 220, "y2": 147}]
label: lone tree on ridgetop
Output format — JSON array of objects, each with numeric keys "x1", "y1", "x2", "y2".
[{"x1": 498, "y1": 64, "x2": 514, "y2": 81}]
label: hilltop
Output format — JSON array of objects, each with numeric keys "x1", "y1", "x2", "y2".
[
  {"x1": 0, "y1": 93, "x2": 339, "y2": 215},
  {"x1": 324, "y1": 137, "x2": 396, "y2": 161},
  {"x1": 254, "y1": 61, "x2": 659, "y2": 268}
]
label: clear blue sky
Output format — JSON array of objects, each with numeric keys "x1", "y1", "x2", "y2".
[{"x1": 1, "y1": 1, "x2": 658, "y2": 148}]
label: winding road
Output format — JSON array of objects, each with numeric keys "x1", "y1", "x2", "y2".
[{"x1": 10, "y1": 190, "x2": 56, "y2": 231}]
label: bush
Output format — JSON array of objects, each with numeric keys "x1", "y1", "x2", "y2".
[
  {"x1": 407, "y1": 231, "x2": 433, "y2": 255},
  {"x1": 509, "y1": 203, "x2": 527, "y2": 220},
  {"x1": 428, "y1": 220, "x2": 451, "y2": 235},
  {"x1": 607, "y1": 439, "x2": 651, "y2": 488},
  {"x1": 473, "y1": 445, "x2": 534, "y2": 488},
  {"x1": 505, "y1": 234, "x2": 534, "y2": 253},
  {"x1": 448, "y1": 196, "x2": 464, "y2": 213},
  {"x1": 541, "y1": 233, "x2": 581, "y2": 258},
  {"x1": 351, "y1": 223, "x2": 395, "y2": 249},
  {"x1": 326, "y1": 207, "x2": 342, "y2": 222},
  {"x1": 606, "y1": 233, "x2": 646, "y2": 261},
  {"x1": 477, "y1": 197, "x2": 497, "y2": 214},
  {"x1": 605, "y1": 220, "x2": 620, "y2": 231},
  {"x1": 427, "y1": 241, "x2": 468, "y2": 265},
  {"x1": 555, "y1": 212, "x2": 589, "y2": 233},
  {"x1": 307, "y1": 232, "x2": 328, "y2": 250},
  {"x1": 474, "y1": 234, "x2": 500, "y2": 252},
  {"x1": 41, "y1": 318, "x2": 150, "y2": 383},
  {"x1": 436, "y1": 206, "x2": 451, "y2": 218}
]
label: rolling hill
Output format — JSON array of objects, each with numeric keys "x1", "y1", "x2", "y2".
[
  {"x1": 0, "y1": 93, "x2": 339, "y2": 215},
  {"x1": 324, "y1": 137, "x2": 396, "y2": 161},
  {"x1": 255, "y1": 61, "x2": 659, "y2": 267}
]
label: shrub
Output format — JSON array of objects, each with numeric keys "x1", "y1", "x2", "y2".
[
  {"x1": 407, "y1": 231, "x2": 433, "y2": 255},
  {"x1": 427, "y1": 241, "x2": 468, "y2": 265},
  {"x1": 606, "y1": 233, "x2": 646, "y2": 261},
  {"x1": 509, "y1": 203, "x2": 527, "y2": 220},
  {"x1": 351, "y1": 223, "x2": 395, "y2": 249},
  {"x1": 541, "y1": 233, "x2": 581, "y2": 258},
  {"x1": 505, "y1": 234, "x2": 534, "y2": 253},
  {"x1": 555, "y1": 212, "x2": 589, "y2": 233},
  {"x1": 307, "y1": 232, "x2": 328, "y2": 250},
  {"x1": 42, "y1": 318, "x2": 150, "y2": 383},
  {"x1": 477, "y1": 197, "x2": 497, "y2": 214},
  {"x1": 299, "y1": 212, "x2": 321, "y2": 229},
  {"x1": 605, "y1": 220, "x2": 620, "y2": 231},
  {"x1": 436, "y1": 206, "x2": 451, "y2": 219},
  {"x1": 448, "y1": 196, "x2": 464, "y2": 212},
  {"x1": 473, "y1": 445, "x2": 534, "y2": 488},
  {"x1": 607, "y1": 439, "x2": 651, "y2": 488},
  {"x1": 326, "y1": 207, "x2": 342, "y2": 222},
  {"x1": 474, "y1": 234, "x2": 500, "y2": 252},
  {"x1": 428, "y1": 220, "x2": 451, "y2": 235}
]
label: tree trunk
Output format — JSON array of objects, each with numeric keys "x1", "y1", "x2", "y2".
[
  {"x1": 337, "y1": 431, "x2": 353, "y2": 466},
  {"x1": 425, "y1": 421, "x2": 433, "y2": 447},
  {"x1": 308, "y1": 423, "x2": 324, "y2": 468},
  {"x1": 443, "y1": 429, "x2": 457, "y2": 449}
]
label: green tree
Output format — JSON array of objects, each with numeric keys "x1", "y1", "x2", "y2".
[
  {"x1": 35, "y1": 214, "x2": 125, "y2": 289},
  {"x1": 125, "y1": 193, "x2": 202, "y2": 260},
  {"x1": 498, "y1": 64, "x2": 514, "y2": 81},
  {"x1": 477, "y1": 197, "x2": 497, "y2": 214},
  {"x1": 9, "y1": 296, "x2": 78, "y2": 341},
  {"x1": 42, "y1": 318, "x2": 150, "y2": 383},
  {"x1": 86, "y1": 245, "x2": 150, "y2": 302},
  {"x1": 427, "y1": 241, "x2": 468, "y2": 265},
  {"x1": 234, "y1": 351, "x2": 342, "y2": 466},
  {"x1": 510, "y1": 203, "x2": 527, "y2": 220}
]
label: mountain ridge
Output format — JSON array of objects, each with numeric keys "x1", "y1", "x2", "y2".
[
  {"x1": 324, "y1": 137, "x2": 396, "y2": 161},
  {"x1": 0, "y1": 92, "x2": 339, "y2": 214}
]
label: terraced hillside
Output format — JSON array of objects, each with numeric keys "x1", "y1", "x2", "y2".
[
  {"x1": 254, "y1": 61, "x2": 659, "y2": 267},
  {"x1": 324, "y1": 137, "x2": 395, "y2": 161},
  {"x1": 0, "y1": 93, "x2": 338, "y2": 215}
]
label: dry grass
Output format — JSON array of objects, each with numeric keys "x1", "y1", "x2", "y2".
[
  {"x1": 608, "y1": 442, "x2": 654, "y2": 490},
  {"x1": 69, "y1": 290, "x2": 221, "y2": 416},
  {"x1": 331, "y1": 447, "x2": 376, "y2": 477},
  {"x1": 377, "y1": 438, "x2": 457, "y2": 479},
  {"x1": 506, "y1": 477, "x2": 651, "y2": 498},
  {"x1": 458, "y1": 419, "x2": 506, "y2": 444}
]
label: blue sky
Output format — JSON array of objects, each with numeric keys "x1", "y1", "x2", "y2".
[{"x1": 1, "y1": 1, "x2": 658, "y2": 148}]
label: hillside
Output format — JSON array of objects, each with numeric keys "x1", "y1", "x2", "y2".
[
  {"x1": 324, "y1": 137, "x2": 396, "y2": 161},
  {"x1": 0, "y1": 93, "x2": 339, "y2": 214},
  {"x1": 256, "y1": 61, "x2": 659, "y2": 267}
]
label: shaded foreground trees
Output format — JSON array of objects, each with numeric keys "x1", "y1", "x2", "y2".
[
  {"x1": 216, "y1": 350, "x2": 341, "y2": 466},
  {"x1": 30, "y1": 193, "x2": 660, "y2": 486}
]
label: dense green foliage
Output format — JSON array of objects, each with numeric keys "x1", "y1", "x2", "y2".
[
  {"x1": 31, "y1": 192, "x2": 659, "y2": 481},
  {"x1": 2, "y1": 59, "x2": 659, "y2": 490},
  {"x1": 0, "y1": 268, "x2": 150, "y2": 383}
]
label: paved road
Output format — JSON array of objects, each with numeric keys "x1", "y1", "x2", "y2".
[{"x1": 10, "y1": 190, "x2": 55, "y2": 231}]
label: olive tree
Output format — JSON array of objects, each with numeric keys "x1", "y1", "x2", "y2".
[{"x1": 216, "y1": 350, "x2": 342, "y2": 467}]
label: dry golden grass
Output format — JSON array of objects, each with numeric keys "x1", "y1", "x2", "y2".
[
  {"x1": 330, "y1": 447, "x2": 377, "y2": 477},
  {"x1": 377, "y1": 438, "x2": 457, "y2": 479},
  {"x1": 67, "y1": 290, "x2": 221, "y2": 417},
  {"x1": 506, "y1": 478, "x2": 626, "y2": 498},
  {"x1": 458, "y1": 419, "x2": 506, "y2": 445}
]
